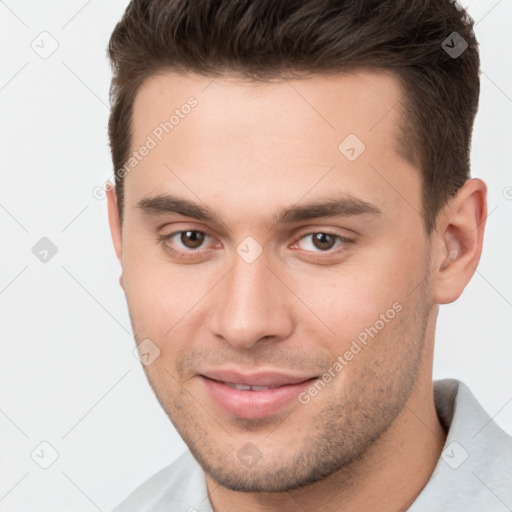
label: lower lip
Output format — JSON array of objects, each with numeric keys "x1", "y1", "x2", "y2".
[{"x1": 200, "y1": 376, "x2": 316, "y2": 419}]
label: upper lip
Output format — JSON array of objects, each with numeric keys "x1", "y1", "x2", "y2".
[{"x1": 200, "y1": 369, "x2": 316, "y2": 388}]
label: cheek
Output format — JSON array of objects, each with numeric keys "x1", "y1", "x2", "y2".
[
  {"x1": 288, "y1": 245, "x2": 420, "y2": 345},
  {"x1": 122, "y1": 250, "x2": 176, "y2": 335},
  {"x1": 122, "y1": 244, "x2": 216, "y2": 340}
]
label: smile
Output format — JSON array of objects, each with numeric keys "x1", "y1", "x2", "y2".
[{"x1": 199, "y1": 370, "x2": 317, "y2": 419}]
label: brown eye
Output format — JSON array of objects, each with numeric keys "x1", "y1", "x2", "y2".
[
  {"x1": 180, "y1": 231, "x2": 205, "y2": 249},
  {"x1": 294, "y1": 232, "x2": 349, "y2": 255},
  {"x1": 311, "y1": 233, "x2": 337, "y2": 251}
]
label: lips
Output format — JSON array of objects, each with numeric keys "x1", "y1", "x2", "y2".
[{"x1": 199, "y1": 369, "x2": 317, "y2": 419}]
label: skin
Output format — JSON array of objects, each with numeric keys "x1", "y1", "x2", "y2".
[{"x1": 107, "y1": 70, "x2": 487, "y2": 511}]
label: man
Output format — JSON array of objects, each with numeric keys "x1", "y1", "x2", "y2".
[{"x1": 106, "y1": 0, "x2": 512, "y2": 510}]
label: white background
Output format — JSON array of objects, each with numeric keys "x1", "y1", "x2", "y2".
[{"x1": 0, "y1": 1, "x2": 511, "y2": 510}]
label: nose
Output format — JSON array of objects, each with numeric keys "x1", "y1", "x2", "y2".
[{"x1": 209, "y1": 253, "x2": 295, "y2": 349}]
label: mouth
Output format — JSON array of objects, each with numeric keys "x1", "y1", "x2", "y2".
[
  {"x1": 220, "y1": 382, "x2": 281, "y2": 391},
  {"x1": 199, "y1": 370, "x2": 318, "y2": 419}
]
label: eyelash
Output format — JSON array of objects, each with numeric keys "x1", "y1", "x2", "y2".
[
  {"x1": 157, "y1": 229, "x2": 352, "y2": 261},
  {"x1": 157, "y1": 231, "x2": 215, "y2": 261}
]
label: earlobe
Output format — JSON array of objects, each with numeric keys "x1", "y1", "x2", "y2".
[{"x1": 432, "y1": 179, "x2": 487, "y2": 304}]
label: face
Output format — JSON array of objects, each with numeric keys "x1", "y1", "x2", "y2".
[{"x1": 110, "y1": 70, "x2": 436, "y2": 492}]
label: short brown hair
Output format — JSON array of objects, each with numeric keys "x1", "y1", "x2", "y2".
[{"x1": 107, "y1": 0, "x2": 480, "y2": 232}]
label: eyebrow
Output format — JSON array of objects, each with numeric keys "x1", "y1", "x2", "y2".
[{"x1": 136, "y1": 193, "x2": 381, "y2": 225}]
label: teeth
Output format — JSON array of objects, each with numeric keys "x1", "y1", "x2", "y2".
[
  {"x1": 224, "y1": 382, "x2": 271, "y2": 391},
  {"x1": 232, "y1": 384, "x2": 252, "y2": 391}
]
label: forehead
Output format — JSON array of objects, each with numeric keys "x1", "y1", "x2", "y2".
[
  {"x1": 131, "y1": 69, "x2": 406, "y2": 149},
  {"x1": 126, "y1": 69, "x2": 419, "y2": 223}
]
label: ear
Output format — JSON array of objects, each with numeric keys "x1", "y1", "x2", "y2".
[
  {"x1": 431, "y1": 178, "x2": 487, "y2": 304},
  {"x1": 106, "y1": 184, "x2": 125, "y2": 290}
]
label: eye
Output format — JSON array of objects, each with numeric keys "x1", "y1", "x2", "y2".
[
  {"x1": 157, "y1": 229, "x2": 218, "y2": 260},
  {"x1": 294, "y1": 232, "x2": 348, "y2": 253},
  {"x1": 162, "y1": 230, "x2": 211, "y2": 250},
  {"x1": 174, "y1": 230, "x2": 207, "y2": 249}
]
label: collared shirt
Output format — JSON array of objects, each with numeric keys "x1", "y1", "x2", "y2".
[{"x1": 113, "y1": 379, "x2": 512, "y2": 511}]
